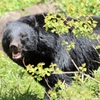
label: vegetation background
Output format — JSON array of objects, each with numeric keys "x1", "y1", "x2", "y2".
[{"x1": 0, "y1": 0, "x2": 100, "y2": 100}]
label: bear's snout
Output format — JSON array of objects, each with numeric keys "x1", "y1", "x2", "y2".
[
  {"x1": 9, "y1": 41, "x2": 22, "y2": 60},
  {"x1": 9, "y1": 39, "x2": 21, "y2": 51},
  {"x1": 10, "y1": 44, "x2": 18, "y2": 52}
]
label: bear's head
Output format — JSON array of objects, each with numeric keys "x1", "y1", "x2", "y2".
[{"x1": 2, "y1": 21, "x2": 38, "y2": 61}]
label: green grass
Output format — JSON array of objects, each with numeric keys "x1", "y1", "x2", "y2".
[
  {"x1": 0, "y1": 51, "x2": 44, "y2": 100},
  {"x1": 0, "y1": 51, "x2": 100, "y2": 100},
  {"x1": 0, "y1": 0, "x2": 46, "y2": 17}
]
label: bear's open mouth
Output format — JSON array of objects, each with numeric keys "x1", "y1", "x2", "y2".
[{"x1": 12, "y1": 51, "x2": 22, "y2": 60}]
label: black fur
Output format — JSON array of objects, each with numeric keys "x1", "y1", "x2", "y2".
[{"x1": 2, "y1": 13, "x2": 100, "y2": 99}]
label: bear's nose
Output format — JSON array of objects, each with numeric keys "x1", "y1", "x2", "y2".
[
  {"x1": 9, "y1": 39, "x2": 19, "y2": 51},
  {"x1": 10, "y1": 40, "x2": 19, "y2": 51},
  {"x1": 10, "y1": 45, "x2": 18, "y2": 51}
]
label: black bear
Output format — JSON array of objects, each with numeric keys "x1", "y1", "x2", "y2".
[{"x1": 2, "y1": 13, "x2": 100, "y2": 100}]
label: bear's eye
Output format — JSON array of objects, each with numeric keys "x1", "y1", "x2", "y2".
[
  {"x1": 20, "y1": 33, "x2": 29, "y2": 43},
  {"x1": 21, "y1": 35, "x2": 26, "y2": 38},
  {"x1": 7, "y1": 35, "x2": 11, "y2": 42},
  {"x1": 20, "y1": 34, "x2": 27, "y2": 38}
]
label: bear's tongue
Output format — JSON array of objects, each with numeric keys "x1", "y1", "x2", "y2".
[{"x1": 12, "y1": 51, "x2": 21, "y2": 59}]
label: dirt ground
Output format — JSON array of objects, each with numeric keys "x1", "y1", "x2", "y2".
[{"x1": 0, "y1": 2, "x2": 56, "y2": 50}]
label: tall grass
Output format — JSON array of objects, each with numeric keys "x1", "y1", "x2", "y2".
[{"x1": 0, "y1": 51, "x2": 44, "y2": 100}]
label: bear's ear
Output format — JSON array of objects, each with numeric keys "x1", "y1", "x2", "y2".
[
  {"x1": 34, "y1": 13, "x2": 47, "y2": 27},
  {"x1": 18, "y1": 13, "x2": 47, "y2": 28},
  {"x1": 18, "y1": 15, "x2": 38, "y2": 27}
]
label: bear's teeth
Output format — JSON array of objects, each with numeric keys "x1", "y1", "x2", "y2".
[{"x1": 12, "y1": 52, "x2": 21, "y2": 59}]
